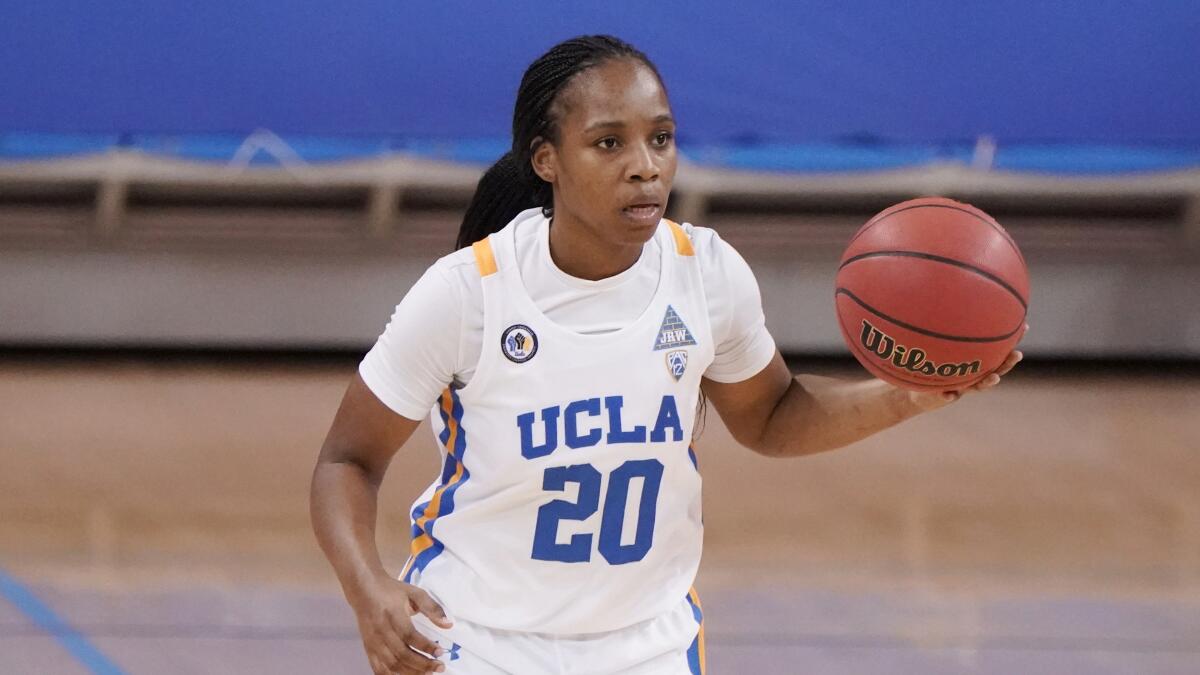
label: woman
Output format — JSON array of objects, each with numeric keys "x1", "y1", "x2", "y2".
[{"x1": 311, "y1": 35, "x2": 1020, "y2": 675}]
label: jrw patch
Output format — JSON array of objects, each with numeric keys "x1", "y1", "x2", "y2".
[{"x1": 653, "y1": 305, "x2": 697, "y2": 351}]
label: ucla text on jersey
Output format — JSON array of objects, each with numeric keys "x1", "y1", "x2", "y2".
[{"x1": 517, "y1": 394, "x2": 683, "y2": 457}]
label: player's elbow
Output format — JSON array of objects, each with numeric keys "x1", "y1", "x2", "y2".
[
  {"x1": 733, "y1": 426, "x2": 795, "y2": 458},
  {"x1": 740, "y1": 427, "x2": 848, "y2": 459}
]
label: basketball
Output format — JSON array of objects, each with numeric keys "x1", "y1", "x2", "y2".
[{"x1": 835, "y1": 197, "x2": 1030, "y2": 392}]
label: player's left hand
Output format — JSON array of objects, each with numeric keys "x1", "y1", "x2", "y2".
[{"x1": 907, "y1": 348, "x2": 1023, "y2": 412}]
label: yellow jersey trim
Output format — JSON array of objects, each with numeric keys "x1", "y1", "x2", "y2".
[{"x1": 472, "y1": 238, "x2": 498, "y2": 276}]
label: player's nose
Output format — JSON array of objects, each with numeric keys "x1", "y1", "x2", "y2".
[{"x1": 625, "y1": 142, "x2": 660, "y2": 183}]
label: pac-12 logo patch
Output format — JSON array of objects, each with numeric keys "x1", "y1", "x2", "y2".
[
  {"x1": 666, "y1": 349, "x2": 688, "y2": 381},
  {"x1": 501, "y1": 324, "x2": 538, "y2": 363}
]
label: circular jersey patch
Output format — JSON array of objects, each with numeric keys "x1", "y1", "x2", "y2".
[{"x1": 501, "y1": 324, "x2": 538, "y2": 363}]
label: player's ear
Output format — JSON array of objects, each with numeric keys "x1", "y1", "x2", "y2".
[{"x1": 530, "y1": 137, "x2": 556, "y2": 184}]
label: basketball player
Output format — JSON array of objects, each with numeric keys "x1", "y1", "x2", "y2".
[{"x1": 310, "y1": 35, "x2": 1022, "y2": 675}]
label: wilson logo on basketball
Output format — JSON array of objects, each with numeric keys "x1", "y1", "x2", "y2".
[{"x1": 859, "y1": 320, "x2": 981, "y2": 378}]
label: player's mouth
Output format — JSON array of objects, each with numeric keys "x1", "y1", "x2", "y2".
[{"x1": 621, "y1": 202, "x2": 662, "y2": 226}]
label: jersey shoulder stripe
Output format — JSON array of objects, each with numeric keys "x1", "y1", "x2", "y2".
[
  {"x1": 472, "y1": 238, "x2": 498, "y2": 276},
  {"x1": 664, "y1": 219, "x2": 695, "y2": 257}
]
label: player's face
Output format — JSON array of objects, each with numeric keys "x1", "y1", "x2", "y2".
[{"x1": 536, "y1": 59, "x2": 677, "y2": 247}]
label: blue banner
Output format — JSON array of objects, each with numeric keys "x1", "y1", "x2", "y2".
[{"x1": 2, "y1": 1, "x2": 1198, "y2": 170}]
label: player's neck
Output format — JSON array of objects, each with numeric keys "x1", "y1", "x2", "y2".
[{"x1": 547, "y1": 215, "x2": 643, "y2": 281}]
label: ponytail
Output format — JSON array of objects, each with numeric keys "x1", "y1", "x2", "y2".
[
  {"x1": 455, "y1": 152, "x2": 550, "y2": 250},
  {"x1": 453, "y1": 35, "x2": 663, "y2": 251}
]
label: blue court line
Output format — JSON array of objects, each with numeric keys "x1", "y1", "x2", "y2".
[{"x1": 0, "y1": 567, "x2": 128, "y2": 675}]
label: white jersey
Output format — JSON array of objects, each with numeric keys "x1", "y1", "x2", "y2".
[
  {"x1": 401, "y1": 217, "x2": 713, "y2": 635},
  {"x1": 359, "y1": 210, "x2": 776, "y2": 420}
]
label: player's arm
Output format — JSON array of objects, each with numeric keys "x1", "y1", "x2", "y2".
[
  {"x1": 311, "y1": 376, "x2": 452, "y2": 674},
  {"x1": 310, "y1": 374, "x2": 422, "y2": 607},
  {"x1": 702, "y1": 349, "x2": 1021, "y2": 458},
  {"x1": 694, "y1": 222, "x2": 1022, "y2": 458},
  {"x1": 310, "y1": 262, "x2": 467, "y2": 674}
]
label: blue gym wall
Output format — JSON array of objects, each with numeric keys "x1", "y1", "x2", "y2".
[{"x1": 3, "y1": 1, "x2": 1199, "y2": 171}]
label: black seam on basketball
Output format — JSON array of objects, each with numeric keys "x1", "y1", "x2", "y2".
[
  {"x1": 845, "y1": 203, "x2": 964, "y2": 250},
  {"x1": 839, "y1": 315, "x2": 968, "y2": 389},
  {"x1": 838, "y1": 250, "x2": 1028, "y2": 309},
  {"x1": 844, "y1": 203, "x2": 1023, "y2": 264},
  {"x1": 836, "y1": 288, "x2": 1025, "y2": 342}
]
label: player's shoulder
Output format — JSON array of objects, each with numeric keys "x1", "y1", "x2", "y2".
[
  {"x1": 431, "y1": 244, "x2": 479, "y2": 274},
  {"x1": 670, "y1": 221, "x2": 743, "y2": 265},
  {"x1": 671, "y1": 221, "x2": 759, "y2": 302},
  {"x1": 426, "y1": 245, "x2": 485, "y2": 301}
]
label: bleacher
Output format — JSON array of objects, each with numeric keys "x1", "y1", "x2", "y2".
[
  {"x1": 2, "y1": 140, "x2": 1198, "y2": 259},
  {"x1": 2, "y1": 140, "x2": 1198, "y2": 355}
]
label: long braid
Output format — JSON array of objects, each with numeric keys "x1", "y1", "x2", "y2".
[{"x1": 454, "y1": 35, "x2": 663, "y2": 250}]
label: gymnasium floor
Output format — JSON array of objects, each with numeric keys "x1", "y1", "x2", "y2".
[{"x1": 2, "y1": 355, "x2": 1198, "y2": 674}]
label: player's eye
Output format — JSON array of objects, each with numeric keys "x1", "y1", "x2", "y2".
[
  {"x1": 653, "y1": 132, "x2": 674, "y2": 146},
  {"x1": 596, "y1": 137, "x2": 619, "y2": 150}
]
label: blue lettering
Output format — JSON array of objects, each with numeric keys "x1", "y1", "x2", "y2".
[
  {"x1": 649, "y1": 395, "x2": 683, "y2": 442},
  {"x1": 518, "y1": 406, "x2": 560, "y2": 459},
  {"x1": 598, "y1": 459, "x2": 664, "y2": 564},
  {"x1": 604, "y1": 395, "x2": 647, "y2": 444},
  {"x1": 531, "y1": 464, "x2": 601, "y2": 562},
  {"x1": 520, "y1": 395, "x2": 690, "y2": 458},
  {"x1": 564, "y1": 398, "x2": 602, "y2": 449}
]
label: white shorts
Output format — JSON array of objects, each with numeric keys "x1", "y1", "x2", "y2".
[{"x1": 412, "y1": 592, "x2": 706, "y2": 675}]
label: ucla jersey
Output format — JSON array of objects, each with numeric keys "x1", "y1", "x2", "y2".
[{"x1": 401, "y1": 216, "x2": 714, "y2": 635}]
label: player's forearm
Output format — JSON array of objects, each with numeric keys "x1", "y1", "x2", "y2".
[
  {"x1": 756, "y1": 374, "x2": 923, "y2": 458},
  {"x1": 310, "y1": 460, "x2": 393, "y2": 606}
]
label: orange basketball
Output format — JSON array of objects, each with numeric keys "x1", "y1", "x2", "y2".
[{"x1": 834, "y1": 197, "x2": 1029, "y2": 392}]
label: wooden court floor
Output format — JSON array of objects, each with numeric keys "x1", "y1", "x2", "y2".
[{"x1": 1, "y1": 355, "x2": 1198, "y2": 673}]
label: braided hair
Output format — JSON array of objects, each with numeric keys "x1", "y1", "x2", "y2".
[{"x1": 455, "y1": 35, "x2": 664, "y2": 250}]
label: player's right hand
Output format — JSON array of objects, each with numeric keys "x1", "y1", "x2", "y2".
[{"x1": 351, "y1": 574, "x2": 454, "y2": 674}]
